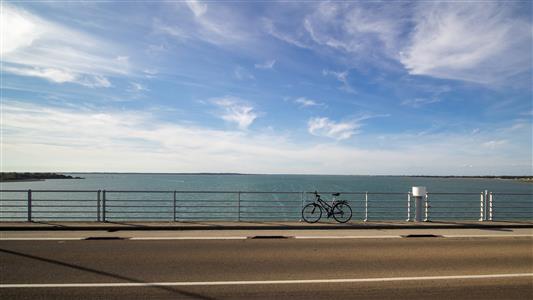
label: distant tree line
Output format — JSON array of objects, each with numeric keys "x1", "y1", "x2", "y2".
[{"x1": 0, "y1": 172, "x2": 83, "y2": 182}]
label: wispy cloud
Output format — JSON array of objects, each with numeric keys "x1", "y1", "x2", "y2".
[
  {"x1": 2, "y1": 101, "x2": 530, "y2": 174},
  {"x1": 400, "y1": 2, "x2": 532, "y2": 84},
  {"x1": 156, "y1": 1, "x2": 251, "y2": 46},
  {"x1": 401, "y1": 98, "x2": 441, "y2": 108},
  {"x1": 254, "y1": 59, "x2": 276, "y2": 70},
  {"x1": 1, "y1": 4, "x2": 130, "y2": 87},
  {"x1": 294, "y1": 97, "x2": 324, "y2": 108},
  {"x1": 322, "y1": 69, "x2": 355, "y2": 93},
  {"x1": 308, "y1": 117, "x2": 359, "y2": 140},
  {"x1": 212, "y1": 97, "x2": 258, "y2": 130},
  {"x1": 233, "y1": 66, "x2": 255, "y2": 80},
  {"x1": 186, "y1": 0, "x2": 207, "y2": 17},
  {"x1": 129, "y1": 82, "x2": 148, "y2": 92}
]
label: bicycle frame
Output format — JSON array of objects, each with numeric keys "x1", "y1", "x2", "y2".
[{"x1": 314, "y1": 194, "x2": 336, "y2": 217}]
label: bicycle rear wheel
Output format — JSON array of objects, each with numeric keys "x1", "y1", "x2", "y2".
[
  {"x1": 332, "y1": 202, "x2": 352, "y2": 223},
  {"x1": 302, "y1": 203, "x2": 322, "y2": 223}
]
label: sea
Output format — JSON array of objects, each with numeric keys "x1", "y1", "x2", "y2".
[{"x1": 1, "y1": 174, "x2": 532, "y2": 222}]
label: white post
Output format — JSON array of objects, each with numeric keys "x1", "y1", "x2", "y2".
[
  {"x1": 484, "y1": 190, "x2": 488, "y2": 221},
  {"x1": 406, "y1": 192, "x2": 411, "y2": 222},
  {"x1": 489, "y1": 192, "x2": 493, "y2": 221},
  {"x1": 412, "y1": 187, "x2": 426, "y2": 222},
  {"x1": 424, "y1": 193, "x2": 429, "y2": 222},
  {"x1": 364, "y1": 192, "x2": 368, "y2": 222},
  {"x1": 479, "y1": 192, "x2": 484, "y2": 221}
]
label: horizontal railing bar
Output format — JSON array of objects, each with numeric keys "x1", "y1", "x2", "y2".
[
  {"x1": 106, "y1": 199, "x2": 172, "y2": 201},
  {"x1": 32, "y1": 205, "x2": 96, "y2": 208},
  {"x1": 32, "y1": 211, "x2": 96, "y2": 214},
  {"x1": 368, "y1": 206, "x2": 406, "y2": 209},
  {"x1": 239, "y1": 200, "x2": 302, "y2": 203},
  {"x1": 0, "y1": 190, "x2": 30, "y2": 192},
  {"x1": 104, "y1": 217, "x2": 173, "y2": 219},
  {"x1": 32, "y1": 217, "x2": 96, "y2": 219},
  {"x1": 0, "y1": 205, "x2": 27, "y2": 207},
  {"x1": 492, "y1": 193, "x2": 533, "y2": 195},
  {"x1": 177, "y1": 211, "x2": 238, "y2": 214},
  {"x1": 493, "y1": 201, "x2": 533, "y2": 204},
  {"x1": 106, "y1": 205, "x2": 172, "y2": 208},
  {"x1": 31, "y1": 200, "x2": 96, "y2": 202},
  {"x1": 108, "y1": 191, "x2": 234, "y2": 193},
  {"x1": 177, "y1": 201, "x2": 237, "y2": 203},
  {"x1": 15, "y1": 190, "x2": 99, "y2": 193},
  {"x1": 427, "y1": 192, "x2": 483, "y2": 195},
  {"x1": 241, "y1": 205, "x2": 302, "y2": 208},
  {"x1": 0, "y1": 199, "x2": 26, "y2": 201}
]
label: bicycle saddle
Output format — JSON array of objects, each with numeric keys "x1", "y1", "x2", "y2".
[{"x1": 332, "y1": 192, "x2": 340, "y2": 196}]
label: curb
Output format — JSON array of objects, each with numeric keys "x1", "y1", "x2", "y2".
[{"x1": 1, "y1": 223, "x2": 532, "y2": 231}]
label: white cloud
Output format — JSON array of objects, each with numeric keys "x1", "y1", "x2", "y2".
[
  {"x1": 1, "y1": 4, "x2": 130, "y2": 87},
  {"x1": 308, "y1": 117, "x2": 359, "y2": 140},
  {"x1": 1, "y1": 101, "x2": 530, "y2": 175},
  {"x1": 322, "y1": 69, "x2": 354, "y2": 93},
  {"x1": 482, "y1": 140, "x2": 507, "y2": 149},
  {"x1": 294, "y1": 97, "x2": 323, "y2": 108},
  {"x1": 265, "y1": 2, "x2": 407, "y2": 63},
  {"x1": 212, "y1": 97, "x2": 258, "y2": 130},
  {"x1": 186, "y1": 0, "x2": 207, "y2": 17},
  {"x1": 400, "y1": 2, "x2": 532, "y2": 84},
  {"x1": 3, "y1": 66, "x2": 111, "y2": 87},
  {"x1": 254, "y1": 59, "x2": 276, "y2": 69},
  {"x1": 401, "y1": 98, "x2": 441, "y2": 108},
  {"x1": 156, "y1": 2, "x2": 251, "y2": 46},
  {"x1": 233, "y1": 66, "x2": 255, "y2": 80},
  {"x1": 129, "y1": 82, "x2": 148, "y2": 92}
]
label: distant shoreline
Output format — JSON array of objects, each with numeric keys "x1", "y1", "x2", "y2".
[
  {"x1": 0, "y1": 173, "x2": 83, "y2": 182},
  {"x1": 2, "y1": 172, "x2": 532, "y2": 180}
]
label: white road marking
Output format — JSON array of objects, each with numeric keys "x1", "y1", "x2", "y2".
[
  {"x1": 442, "y1": 234, "x2": 533, "y2": 238},
  {"x1": 294, "y1": 235, "x2": 402, "y2": 239},
  {"x1": 0, "y1": 238, "x2": 84, "y2": 241},
  {"x1": 0, "y1": 234, "x2": 532, "y2": 241},
  {"x1": 2, "y1": 273, "x2": 532, "y2": 288},
  {"x1": 130, "y1": 236, "x2": 248, "y2": 240}
]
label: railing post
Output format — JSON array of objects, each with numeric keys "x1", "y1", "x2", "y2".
[
  {"x1": 97, "y1": 190, "x2": 101, "y2": 222},
  {"x1": 483, "y1": 190, "x2": 488, "y2": 221},
  {"x1": 299, "y1": 192, "x2": 305, "y2": 222},
  {"x1": 406, "y1": 192, "x2": 411, "y2": 222},
  {"x1": 237, "y1": 192, "x2": 241, "y2": 222},
  {"x1": 364, "y1": 192, "x2": 368, "y2": 222},
  {"x1": 424, "y1": 193, "x2": 429, "y2": 222},
  {"x1": 489, "y1": 192, "x2": 493, "y2": 221},
  {"x1": 479, "y1": 191, "x2": 484, "y2": 221},
  {"x1": 27, "y1": 189, "x2": 32, "y2": 222},
  {"x1": 173, "y1": 191, "x2": 177, "y2": 222},
  {"x1": 102, "y1": 190, "x2": 106, "y2": 222}
]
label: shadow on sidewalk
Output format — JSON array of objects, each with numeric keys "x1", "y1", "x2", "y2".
[{"x1": 0, "y1": 248, "x2": 218, "y2": 300}]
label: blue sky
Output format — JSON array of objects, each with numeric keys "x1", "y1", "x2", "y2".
[{"x1": 1, "y1": 1, "x2": 532, "y2": 175}]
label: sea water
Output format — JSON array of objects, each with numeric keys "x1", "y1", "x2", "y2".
[{"x1": 1, "y1": 174, "x2": 531, "y2": 222}]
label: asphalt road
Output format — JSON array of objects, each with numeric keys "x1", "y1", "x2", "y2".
[{"x1": 1, "y1": 237, "x2": 532, "y2": 299}]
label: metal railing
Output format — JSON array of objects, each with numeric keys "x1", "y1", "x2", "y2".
[{"x1": 0, "y1": 189, "x2": 531, "y2": 222}]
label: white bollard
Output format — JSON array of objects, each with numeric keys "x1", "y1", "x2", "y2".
[{"x1": 412, "y1": 187, "x2": 427, "y2": 222}]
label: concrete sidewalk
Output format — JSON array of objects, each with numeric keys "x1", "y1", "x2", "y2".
[{"x1": 1, "y1": 221, "x2": 532, "y2": 231}]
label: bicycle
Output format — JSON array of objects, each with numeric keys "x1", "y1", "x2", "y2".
[{"x1": 301, "y1": 191, "x2": 352, "y2": 223}]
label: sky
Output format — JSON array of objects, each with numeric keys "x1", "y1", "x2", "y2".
[{"x1": 1, "y1": 0, "x2": 532, "y2": 175}]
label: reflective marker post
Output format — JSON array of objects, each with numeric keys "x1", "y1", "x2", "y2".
[{"x1": 412, "y1": 187, "x2": 426, "y2": 222}]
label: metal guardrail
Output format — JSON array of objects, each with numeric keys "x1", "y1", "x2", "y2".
[{"x1": 0, "y1": 189, "x2": 531, "y2": 222}]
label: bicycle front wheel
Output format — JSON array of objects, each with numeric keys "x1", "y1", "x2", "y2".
[
  {"x1": 302, "y1": 203, "x2": 322, "y2": 223},
  {"x1": 332, "y1": 202, "x2": 352, "y2": 223}
]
